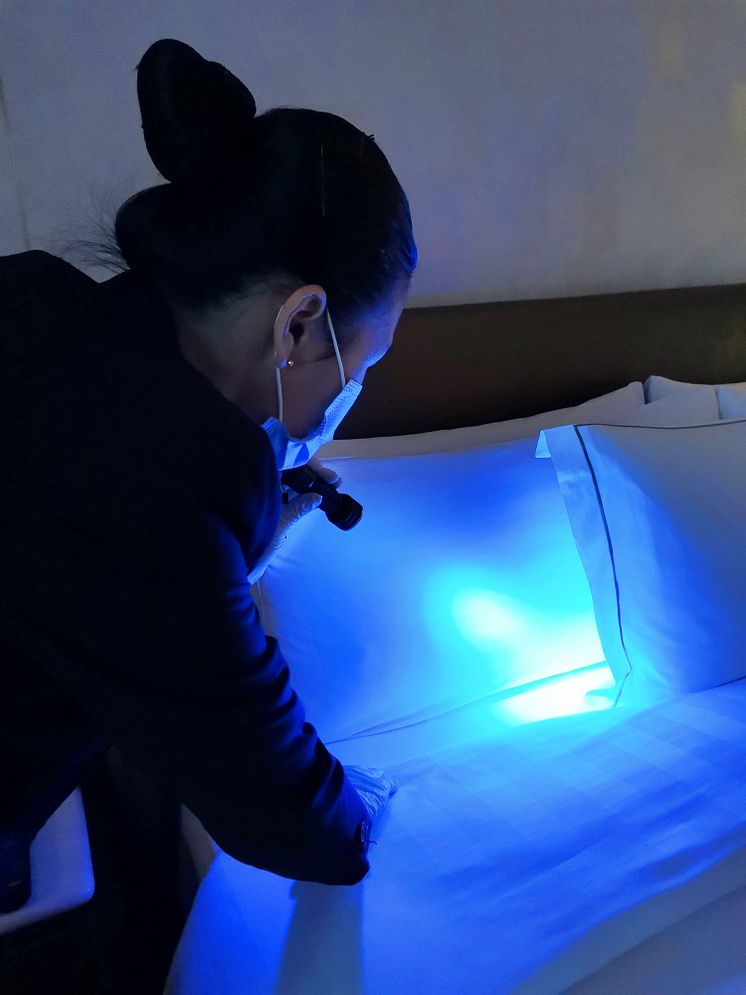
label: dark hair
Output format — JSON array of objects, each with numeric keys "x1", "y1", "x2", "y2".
[{"x1": 63, "y1": 39, "x2": 418, "y2": 348}]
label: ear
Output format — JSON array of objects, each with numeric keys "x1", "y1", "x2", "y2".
[
  {"x1": 272, "y1": 302, "x2": 296, "y2": 368},
  {"x1": 273, "y1": 286, "x2": 327, "y2": 363}
]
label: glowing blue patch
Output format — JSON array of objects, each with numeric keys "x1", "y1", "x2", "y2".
[
  {"x1": 495, "y1": 664, "x2": 616, "y2": 726},
  {"x1": 451, "y1": 588, "x2": 527, "y2": 646},
  {"x1": 421, "y1": 566, "x2": 605, "y2": 703}
]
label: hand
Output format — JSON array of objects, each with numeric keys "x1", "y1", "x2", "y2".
[
  {"x1": 343, "y1": 765, "x2": 399, "y2": 823},
  {"x1": 247, "y1": 455, "x2": 343, "y2": 587}
]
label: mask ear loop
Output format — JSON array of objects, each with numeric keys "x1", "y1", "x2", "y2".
[
  {"x1": 274, "y1": 304, "x2": 284, "y2": 422},
  {"x1": 327, "y1": 308, "x2": 346, "y2": 390},
  {"x1": 275, "y1": 364, "x2": 283, "y2": 422}
]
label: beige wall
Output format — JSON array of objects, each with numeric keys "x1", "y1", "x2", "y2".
[
  {"x1": 1, "y1": 0, "x2": 745, "y2": 305},
  {"x1": 0, "y1": 76, "x2": 26, "y2": 252}
]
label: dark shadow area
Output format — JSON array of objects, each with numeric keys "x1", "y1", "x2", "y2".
[{"x1": 0, "y1": 748, "x2": 186, "y2": 994}]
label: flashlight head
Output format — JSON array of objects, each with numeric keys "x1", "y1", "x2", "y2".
[{"x1": 280, "y1": 466, "x2": 364, "y2": 530}]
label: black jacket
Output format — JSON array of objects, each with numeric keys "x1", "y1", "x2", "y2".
[{"x1": 0, "y1": 250, "x2": 370, "y2": 911}]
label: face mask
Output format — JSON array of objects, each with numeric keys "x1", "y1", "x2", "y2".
[{"x1": 261, "y1": 304, "x2": 363, "y2": 472}]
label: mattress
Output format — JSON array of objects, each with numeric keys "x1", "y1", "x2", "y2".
[{"x1": 167, "y1": 677, "x2": 746, "y2": 994}]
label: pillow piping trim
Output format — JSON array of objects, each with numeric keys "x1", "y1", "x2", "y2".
[
  {"x1": 573, "y1": 425, "x2": 633, "y2": 707},
  {"x1": 571, "y1": 418, "x2": 746, "y2": 431}
]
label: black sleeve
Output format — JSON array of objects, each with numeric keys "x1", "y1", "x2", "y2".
[
  {"x1": 16, "y1": 418, "x2": 371, "y2": 887},
  {"x1": 47, "y1": 560, "x2": 371, "y2": 886}
]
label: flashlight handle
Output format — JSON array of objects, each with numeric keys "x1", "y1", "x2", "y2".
[{"x1": 281, "y1": 466, "x2": 336, "y2": 504}]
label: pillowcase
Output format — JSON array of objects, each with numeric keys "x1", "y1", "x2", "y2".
[
  {"x1": 253, "y1": 459, "x2": 616, "y2": 742},
  {"x1": 538, "y1": 410, "x2": 746, "y2": 706},
  {"x1": 535, "y1": 387, "x2": 720, "y2": 457},
  {"x1": 644, "y1": 374, "x2": 746, "y2": 417},
  {"x1": 316, "y1": 381, "x2": 644, "y2": 459},
  {"x1": 253, "y1": 384, "x2": 647, "y2": 742},
  {"x1": 718, "y1": 387, "x2": 746, "y2": 419}
]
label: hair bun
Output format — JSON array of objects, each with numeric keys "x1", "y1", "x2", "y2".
[{"x1": 136, "y1": 38, "x2": 257, "y2": 189}]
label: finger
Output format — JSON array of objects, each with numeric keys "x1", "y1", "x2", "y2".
[
  {"x1": 307, "y1": 456, "x2": 341, "y2": 488},
  {"x1": 316, "y1": 465, "x2": 340, "y2": 487},
  {"x1": 285, "y1": 492, "x2": 323, "y2": 524},
  {"x1": 369, "y1": 768, "x2": 398, "y2": 794}
]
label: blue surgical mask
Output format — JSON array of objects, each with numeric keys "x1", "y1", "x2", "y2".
[{"x1": 261, "y1": 304, "x2": 363, "y2": 472}]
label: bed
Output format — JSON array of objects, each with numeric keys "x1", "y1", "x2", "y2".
[{"x1": 166, "y1": 280, "x2": 746, "y2": 994}]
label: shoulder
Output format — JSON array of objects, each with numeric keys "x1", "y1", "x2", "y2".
[
  {"x1": 0, "y1": 250, "x2": 98, "y2": 331},
  {"x1": 0, "y1": 251, "x2": 283, "y2": 572},
  {"x1": 214, "y1": 413, "x2": 283, "y2": 569},
  {"x1": 0, "y1": 249, "x2": 95, "y2": 298}
]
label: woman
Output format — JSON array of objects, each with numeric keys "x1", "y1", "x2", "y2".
[{"x1": 1, "y1": 38, "x2": 417, "y2": 912}]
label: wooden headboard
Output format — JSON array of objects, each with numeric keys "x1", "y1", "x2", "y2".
[{"x1": 336, "y1": 281, "x2": 746, "y2": 440}]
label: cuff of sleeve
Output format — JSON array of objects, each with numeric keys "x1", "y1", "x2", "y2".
[{"x1": 354, "y1": 815, "x2": 372, "y2": 855}]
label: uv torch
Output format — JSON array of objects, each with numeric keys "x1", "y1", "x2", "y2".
[{"x1": 280, "y1": 465, "x2": 363, "y2": 531}]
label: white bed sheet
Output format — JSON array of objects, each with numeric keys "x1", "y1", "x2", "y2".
[
  {"x1": 166, "y1": 678, "x2": 746, "y2": 995},
  {"x1": 568, "y1": 874, "x2": 746, "y2": 994}
]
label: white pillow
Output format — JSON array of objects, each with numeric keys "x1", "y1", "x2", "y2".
[
  {"x1": 644, "y1": 374, "x2": 746, "y2": 416},
  {"x1": 537, "y1": 411, "x2": 746, "y2": 706},
  {"x1": 253, "y1": 440, "x2": 606, "y2": 742},
  {"x1": 316, "y1": 381, "x2": 644, "y2": 459},
  {"x1": 644, "y1": 374, "x2": 711, "y2": 401},
  {"x1": 718, "y1": 386, "x2": 746, "y2": 419},
  {"x1": 535, "y1": 387, "x2": 720, "y2": 457}
]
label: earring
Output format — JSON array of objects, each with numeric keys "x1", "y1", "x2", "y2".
[{"x1": 274, "y1": 351, "x2": 294, "y2": 369}]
